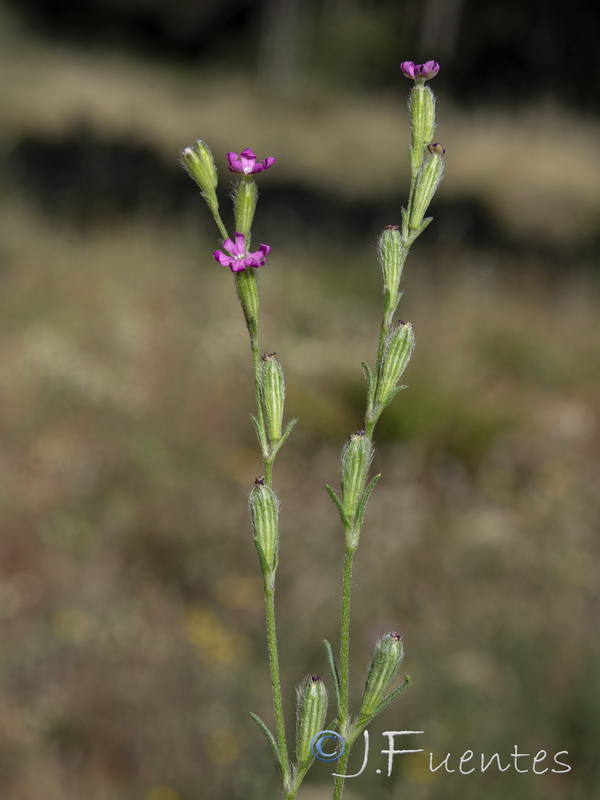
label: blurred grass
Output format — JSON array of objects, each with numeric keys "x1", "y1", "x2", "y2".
[
  {"x1": 1, "y1": 18, "x2": 600, "y2": 243},
  {"x1": 1, "y1": 15, "x2": 600, "y2": 800}
]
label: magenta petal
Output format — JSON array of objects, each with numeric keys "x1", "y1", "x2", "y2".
[
  {"x1": 257, "y1": 244, "x2": 271, "y2": 257},
  {"x1": 213, "y1": 250, "x2": 234, "y2": 267},
  {"x1": 222, "y1": 237, "x2": 237, "y2": 254},
  {"x1": 421, "y1": 60, "x2": 440, "y2": 78},
  {"x1": 239, "y1": 148, "x2": 257, "y2": 173},
  {"x1": 229, "y1": 260, "x2": 248, "y2": 273},
  {"x1": 227, "y1": 152, "x2": 242, "y2": 172},
  {"x1": 400, "y1": 61, "x2": 416, "y2": 78},
  {"x1": 233, "y1": 232, "x2": 247, "y2": 253},
  {"x1": 263, "y1": 157, "x2": 276, "y2": 170}
]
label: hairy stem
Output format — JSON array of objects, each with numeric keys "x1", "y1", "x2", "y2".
[
  {"x1": 265, "y1": 584, "x2": 291, "y2": 787},
  {"x1": 332, "y1": 747, "x2": 350, "y2": 800},
  {"x1": 339, "y1": 548, "x2": 355, "y2": 723}
]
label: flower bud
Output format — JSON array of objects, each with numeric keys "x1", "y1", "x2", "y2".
[
  {"x1": 296, "y1": 675, "x2": 328, "y2": 765},
  {"x1": 378, "y1": 321, "x2": 415, "y2": 405},
  {"x1": 249, "y1": 478, "x2": 279, "y2": 574},
  {"x1": 359, "y1": 632, "x2": 405, "y2": 718},
  {"x1": 378, "y1": 225, "x2": 406, "y2": 300},
  {"x1": 260, "y1": 353, "x2": 285, "y2": 445},
  {"x1": 180, "y1": 140, "x2": 218, "y2": 195},
  {"x1": 233, "y1": 179, "x2": 258, "y2": 238},
  {"x1": 409, "y1": 150, "x2": 444, "y2": 230},
  {"x1": 408, "y1": 85, "x2": 436, "y2": 173},
  {"x1": 340, "y1": 430, "x2": 374, "y2": 526}
]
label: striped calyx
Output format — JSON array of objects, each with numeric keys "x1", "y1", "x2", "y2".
[
  {"x1": 260, "y1": 353, "x2": 285, "y2": 445},
  {"x1": 295, "y1": 675, "x2": 328, "y2": 765},
  {"x1": 340, "y1": 430, "x2": 374, "y2": 527},
  {"x1": 409, "y1": 148, "x2": 444, "y2": 229},
  {"x1": 377, "y1": 320, "x2": 415, "y2": 406},
  {"x1": 408, "y1": 84, "x2": 436, "y2": 173},
  {"x1": 249, "y1": 478, "x2": 280, "y2": 574},
  {"x1": 359, "y1": 632, "x2": 405, "y2": 718}
]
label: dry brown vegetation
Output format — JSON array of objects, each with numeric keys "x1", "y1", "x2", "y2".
[{"x1": 0, "y1": 21, "x2": 599, "y2": 800}]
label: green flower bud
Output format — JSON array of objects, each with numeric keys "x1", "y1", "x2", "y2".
[
  {"x1": 249, "y1": 478, "x2": 279, "y2": 574},
  {"x1": 378, "y1": 321, "x2": 415, "y2": 405},
  {"x1": 378, "y1": 225, "x2": 406, "y2": 300},
  {"x1": 408, "y1": 85, "x2": 436, "y2": 173},
  {"x1": 234, "y1": 268, "x2": 260, "y2": 336},
  {"x1": 340, "y1": 430, "x2": 374, "y2": 526},
  {"x1": 180, "y1": 139, "x2": 218, "y2": 195},
  {"x1": 360, "y1": 632, "x2": 404, "y2": 719},
  {"x1": 409, "y1": 150, "x2": 444, "y2": 230},
  {"x1": 233, "y1": 179, "x2": 258, "y2": 239},
  {"x1": 295, "y1": 675, "x2": 328, "y2": 765},
  {"x1": 261, "y1": 353, "x2": 285, "y2": 445}
]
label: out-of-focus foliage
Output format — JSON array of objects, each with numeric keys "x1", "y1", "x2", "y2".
[{"x1": 0, "y1": 2, "x2": 599, "y2": 800}]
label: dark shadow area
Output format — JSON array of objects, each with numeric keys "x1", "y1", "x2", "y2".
[
  {"x1": 6, "y1": 128, "x2": 598, "y2": 265},
  {"x1": 4, "y1": 0, "x2": 599, "y2": 110}
]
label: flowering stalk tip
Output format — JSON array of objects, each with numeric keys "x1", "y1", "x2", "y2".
[
  {"x1": 228, "y1": 147, "x2": 277, "y2": 175},
  {"x1": 213, "y1": 232, "x2": 270, "y2": 273},
  {"x1": 401, "y1": 60, "x2": 440, "y2": 83}
]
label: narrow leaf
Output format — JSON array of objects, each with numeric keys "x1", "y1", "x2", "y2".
[
  {"x1": 374, "y1": 674, "x2": 413, "y2": 716},
  {"x1": 361, "y1": 361, "x2": 373, "y2": 392},
  {"x1": 376, "y1": 383, "x2": 408, "y2": 414},
  {"x1": 248, "y1": 712, "x2": 284, "y2": 776},
  {"x1": 325, "y1": 484, "x2": 348, "y2": 528},
  {"x1": 250, "y1": 414, "x2": 265, "y2": 450},
  {"x1": 407, "y1": 217, "x2": 432, "y2": 245},
  {"x1": 355, "y1": 473, "x2": 381, "y2": 531},
  {"x1": 270, "y1": 418, "x2": 298, "y2": 459},
  {"x1": 323, "y1": 639, "x2": 342, "y2": 712}
]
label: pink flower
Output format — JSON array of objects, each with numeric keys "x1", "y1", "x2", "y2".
[
  {"x1": 400, "y1": 60, "x2": 440, "y2": 83},
  {"x1": 213, "y1": 232, "x2": 271, "y2": 273},
  {"x1": 227, "y1": 148, "x2": 276, "y2": 175}
]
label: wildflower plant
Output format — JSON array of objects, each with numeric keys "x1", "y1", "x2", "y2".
[{"x1": 180, "y1": 61, "x2": 444, "y2": 800}]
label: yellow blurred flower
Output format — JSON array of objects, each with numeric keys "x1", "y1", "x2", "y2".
[
  {"x1": 183, "y1": 605, "x2": 250, "y2": 665},
  {"x1": 144, "y1": 786, "x2": 181, "y2": 800},
  {"x1": 205, "y1": 729, "x2": 240, "y2": 766}
]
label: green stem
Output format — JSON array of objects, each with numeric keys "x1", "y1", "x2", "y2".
[
  {"x1": 339, "y1": 548, "x2": 355, "y2": 725},
  {"x1": 249, "y1": 327, "x2": 271, "y2": 472},
  {"x1": 208, "y1": 201, "x2": 230, "y2": 242},
  {"x1": 265, "y1": 583, "x2": 291, "y2": 787},
  {"x1": 332, "y1": 748, "x2": 350, "y2": 800}
]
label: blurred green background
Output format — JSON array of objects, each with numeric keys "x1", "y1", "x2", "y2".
[{"x1": 0, "y1": 1, "x2": 599, "y2": 799}]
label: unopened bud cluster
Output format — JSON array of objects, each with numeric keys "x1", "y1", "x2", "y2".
[
  {"x1": 295, "y1": 676, "x2": 328, "y2": 765},
  {"x1": 359, "y1": 632, "x2": 405, "y2": 718}
]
